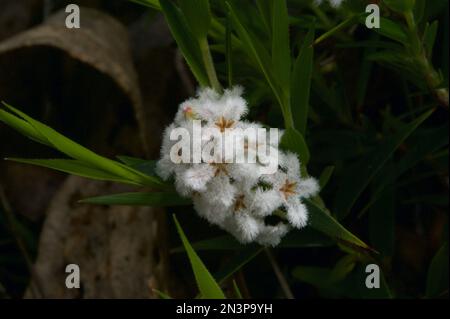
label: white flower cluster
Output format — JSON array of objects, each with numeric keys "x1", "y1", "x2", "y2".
[{"x1": 156, "y1": 87, "x2": 319, "y2": 246}]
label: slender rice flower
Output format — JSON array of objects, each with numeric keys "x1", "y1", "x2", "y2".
[
  {"x1": 156, "y1": 87, "x2": 319, "y2": 246},
  {"x1": 314, "y1": 0, "x2": 345, "y2": 8}
]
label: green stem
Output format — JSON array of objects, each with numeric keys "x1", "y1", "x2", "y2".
[
  {"x1": 199, "y1": 36, "x2": 222, "y2": 92},
  {"x1": 404, "y1": 11, "x2": 449, "y2": 109},
  {"x1": 310, "y1": 4, "x2": 332, "y2": 29}
]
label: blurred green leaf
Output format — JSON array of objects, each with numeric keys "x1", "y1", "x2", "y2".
[
  {"x1": 172, "y1": 229, "x2": 333, "y2": 253},
  {"x1": 383, "y1": 0, "x2": 415, "y2": 14},
  {"x1": 173, "y1": 215, "x2": 226, "y2": 299},
  {"x1": 7, "y1": 158, "x2": 134, "y2": 185},
  {"x1": 152, "y1": 288, "x2": 172, "y2": 299},
  {"x1": 256, "y1": 0, "x2": 273, "y2": 35},
  {"x1": 129, "y1": 0, "x2": 160, "y2": 10},
  {"x1": 364, "y1": 17, "x2": 408, "y2": 44},
  {"x1": 305, "y1": 199, "x2": 370, "y2": 251},
  {"x1": 334, "y1": 109, "x2": 434, "y2": 220},
  {"x1": 329, "y1": 255, "x2": 357, "y2": 283},
  {"x1": 117, "y1": 156, "x2": 158, "y2": 177},
  {"x1": 293, "y1": 263, "x2": 392, "y2": 298},
  {"x1": 423, "y1": 21, "x2": 438, "y2": 58},
  {"x1": 160, "y1": 0, "x2": 209, "y2": 86},
  {"x1": 280, "y1": 128, "x2": 310, "y2": 164},
  {"x1": 232, "y1": 280, "x2": 243, "y2": 299},
  {"x1": 292, "y1": 28, "x2": 315, "y2": 135},
  {"x1": 227, "y1": 2, "x2": 291, "y2": 126},
  {"x1": 80, "y1": 192, "x2": 191, "y2": 207},
  {"x1": 179, "y1": 0, "x2": 211, "y2": 40},
  {"x1": 319, "y1": 166, "x2": 335, "y2": 189},
  {"x1": 272, "y1": 0, "x2": 291, "y2": 91},
  {"x1": 214, "y1": 246, "x2": 263, "y2": 283},
  {"x1": 426, "y1": 242, "x2": 449, "y2": 298}
]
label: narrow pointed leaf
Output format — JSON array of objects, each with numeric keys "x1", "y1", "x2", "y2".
[
  {"x1": 6, "y1": 158, "x2": 134, "y2": 185},
  {"x1": 80, "y1": 192, "x2": 191, "y2": 207},
  {"x1": 292, "y1": 28, "x2": 315, "y2": 135},
  {"x1": 280, "y1": 127, "x2": 310, "y2": 164},
  {"x1": 272, "y1": 0, "x2": 291, "y2": 91},
  {"x1": 160, "y1": 0, "x2": 209, "y2": 86},
  {"x1": 173, "y1": 215, "x2": 226, "y2": 299},
  {"x1": 305, "y1": 199, "x2": 370, "y2": 250},
  {"x1": 334, "y1": 109, "x2": 434, "y2": 219}
]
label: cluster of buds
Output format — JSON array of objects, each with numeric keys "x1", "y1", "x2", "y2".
[{"x1": 156, "y1": 87, "x2": 318, "y2": 246}]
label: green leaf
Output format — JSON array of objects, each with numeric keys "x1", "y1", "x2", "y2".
[
  {"x1": 318, "y1": 166, "x2": 335, "y2": 189},
  {"x1": 334, "y1": 109, "x2": 434, "y2": 220},
  {"x1": 315, "y1": 15, "x2": 360, "y2": 46},
  {"x1": 305, "y1": 199, "x2": 370, "y2": 251},
  {"x1": 1, "y1": 103, "x2": 165, "y2": 188},
  {"x1": 129, "y1": 0, "x2": 161, "y2": 10},
  {"x1": 227, "y1": 2, "x2": 289, "y2": 126},
  {"x1": 426, "y1": 242, "x2": 449, "y2": 298},
  {"x1": 357, "y1": 124, "x2": 449, "y2": 218},
  {"x1": 329, "y1": 255, "x2": 357, "y2": 283},
  {"x1": 280, "y1": 127, "x2": 310, "y2": 164},
  {"x1": 292, "y1": 28, "x2": 315, "y2": 135},
  {"x1": 80, "y1": 192, "x2": 191, "y2": 207},
  {"x1": 383, "y1": 0, "x2": 415, "y2": 14},
  {"x1": 152, "y1": 289, "x2": 172, "y2": 299},
  {"x1": 214, "y1": 246, "x2": 263, "y2": 283},
  {"x1": 6, "y1": 158, "x2": 134, "y2": 185},
  {"x1": 179, "y1": 0, "x2": 211, "y2": 40},
  {"x1": 225, "y1": 9, "x2": 233, "y2": 87},
  {"x1": 256, "y1": 0, "x2": 273, "y2": 35},
  {"x1": 173, "y1": 215, "x2": 226, "y2": 299},
  {"x1": 363, "y1": 17, "x2": 408, "y2": 44},
  {"x1": 172, "y1": 228, "x2": 333, "y2": 253},
  {"x1": 272, "y1": 0, "x2": 291, "y2": 91},
  {"x1": 159, "y1": 0, "x2": 209, "y2": 86},
  {"x1": 0, "y1": 109, "x2": 49, "y2": 146},
  {"x1": 293, "y1": 263, "x2": 392, "y2": 298},
  {"x1": 423, "y1": 21, "x2": 438, "y2": 58},
  {"x1": 232, "y1": 280, "x2": 243, "y2": 299},
  {"x1": 117, "y1": 156, "x2": 158, "y2": 177}
]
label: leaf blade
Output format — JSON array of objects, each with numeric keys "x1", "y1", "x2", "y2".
[{"x1": 173, "y1": 215, "x2": 226, "y2": 299}]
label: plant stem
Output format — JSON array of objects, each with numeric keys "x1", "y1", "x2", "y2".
[
  {"x1": 282, "y1": 99, "x2": 295, "y2": 130},
  {"x1": 265, "y1": 248, "x2": 294, "y2": 299},
  {"x1": 199, "y1": 36, "x2": 222, "y2": 92}
]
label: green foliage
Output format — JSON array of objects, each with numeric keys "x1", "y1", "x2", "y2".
[
  {"x1": 173, "y1": 215, "x2": 226, "y2": 299},
  {"x1": 80, "y1": 192, "x2": 191, "y2": 207},
  {"x1": 179, "y1": 0, "x2": 212, "y2": 40},
  {"x1": 159, "y1": 0, "x2": 209, "y2": 87},
  {"x1": 0, "y1": 0, "x2": 448, "y2": 299},
  {"x1": 426, "y1": 242, "x2": 449, "y2": 298}
]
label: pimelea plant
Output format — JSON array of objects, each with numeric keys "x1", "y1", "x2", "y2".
[
  {"x1": 157, "y1": 86, "x2": 319, "y2": 246},
  {"x1": 0, "y1": 0, "x2": 448, "y2": 299}
]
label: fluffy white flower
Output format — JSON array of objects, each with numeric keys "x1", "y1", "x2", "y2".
[
  {"x1": 261, "y1": 152, "x2": 319, "y2": 228},
  {"x1": 157, "y1": 87, "x2": 319, "y2": 246}
]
